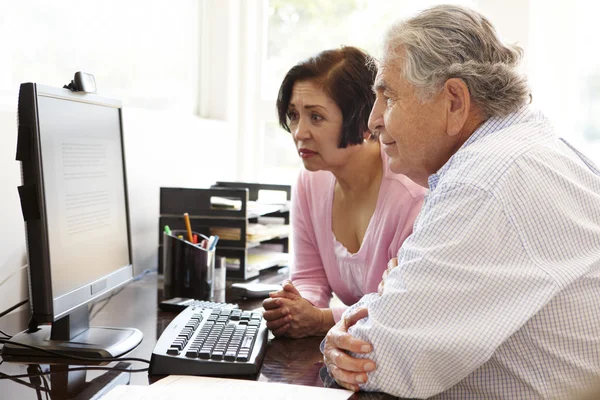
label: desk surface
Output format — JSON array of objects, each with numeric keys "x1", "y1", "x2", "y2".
[{"x1": 0, "y1": 273, "x2": 394, "y2": 399}]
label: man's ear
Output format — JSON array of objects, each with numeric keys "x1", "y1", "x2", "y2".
[{"x1": 444, "y1": 78, "x2": 471, "y2": 137}]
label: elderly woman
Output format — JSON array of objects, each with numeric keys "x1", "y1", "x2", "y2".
[{"x1": 262, "y1": 46, "x2": 425, "y2": 338}]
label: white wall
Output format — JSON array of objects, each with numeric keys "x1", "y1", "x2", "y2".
[
  {"x1": 0, "y1": 106, "x2": 29, "y2": 330},
  {"x1": 0, "y1": 105, "x2": 236, "y2": 329}
]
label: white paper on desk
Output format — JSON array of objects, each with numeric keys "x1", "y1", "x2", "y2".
[{"x1": 100, "y1": 375, "x2": 353, "y2": 400}]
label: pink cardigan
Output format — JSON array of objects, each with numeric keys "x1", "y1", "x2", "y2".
[{"x1": 290, "y1": 149, "x2": 425, "y2": 322}]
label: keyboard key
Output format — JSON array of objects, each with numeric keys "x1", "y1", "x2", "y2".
[
  {"x1": 199, "y1": 349, "x2": 211, "y2": 359},
  {"x1": 186, "y1": 348, "x2": 199, "y2": 358},
  {"x1": 236, "y1": 351, "x2": 249, "y2": 361},
  {"x1": 225, "y1": 350, "x2": 237, "y2": 361},
  {"x1": 241, "y1": 336, "x2": 254, "y2": 349},
  {"x1": 167, "y1": 347, "x2": 180, "y2": 355},
  {"x1": 211, "y1": 350, "x2": 224, "y2": 360}
]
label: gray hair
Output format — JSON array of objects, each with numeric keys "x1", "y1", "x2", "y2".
[{"x1": 382, "y1": 5, "x2": 530, "y2": 118}]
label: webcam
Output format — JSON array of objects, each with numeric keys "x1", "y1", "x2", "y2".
[{"x1": 63, "y1": 71, "x2": 97, "y2": 93}]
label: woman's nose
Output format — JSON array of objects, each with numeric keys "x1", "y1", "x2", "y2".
[{"x1": 293, "y1": 118, "x2": 310, "y2": 141}]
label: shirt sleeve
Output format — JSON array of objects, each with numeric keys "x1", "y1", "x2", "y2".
[
  {"x1": 290, "y1": 172, "x2": 333, "y2": 309},
  {"x1": 343, "y1": 184, "x2": 560, "y2": 399}
]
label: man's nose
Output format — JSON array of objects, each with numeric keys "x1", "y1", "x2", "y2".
[{"x1": 368, "y1": 99, "x2": 385, "y2": 133}]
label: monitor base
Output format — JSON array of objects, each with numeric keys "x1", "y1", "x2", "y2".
[{"x1": 1, "y1": 325, "x2": 143, "y2": 364}]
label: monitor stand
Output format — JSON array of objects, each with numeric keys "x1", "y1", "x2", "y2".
[{"x1": 1, "y1": 305, "x2": 143, "y2": 363}]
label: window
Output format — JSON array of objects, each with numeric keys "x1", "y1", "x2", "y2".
[
  {"x1": 256, "y1": 0, "x2": 477, "y2": 184},
  {"x1": 0, "y1": 0, "x2": 200, "y2": 112},
  {"x1": 528, "y1": 0, "x2": 600, "y2": 161}
]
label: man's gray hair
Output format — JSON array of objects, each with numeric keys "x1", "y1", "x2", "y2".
[{"x1": 383, "y1": 5, "x2": 530, "y2": 118}]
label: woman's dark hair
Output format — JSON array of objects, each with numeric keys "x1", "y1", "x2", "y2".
[{"x1": 276, "y1": 46, "x2": 377, "y2": 148}]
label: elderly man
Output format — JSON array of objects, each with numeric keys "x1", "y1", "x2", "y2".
[{"x1": 323, "y1": 4, "x2": 600, "y2": 399}]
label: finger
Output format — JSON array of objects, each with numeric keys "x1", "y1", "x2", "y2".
[
  {"x1": 326, "y1": 345, "x2": 375, "y2": 372},
  {"x1": 336, "y1": 380, "x2": 359, "y2": 392},
  {"x1": 266, "y1": 315, "x2": 293, "y2": 331},
  {"x1": 268, "y1": 289, "x2": 288, "y2": 298},
  {"x1": 272, "y1": 323, "x2": 291, "y2": 337},
  {"x1": 344, "y1": 307, "x2": 369, "y2": 328},
  {"x1": 327, "y1": 363, "x2": 367, "y2": 389},
  {"x1": 377, "y1": 281, "x2": 384, "y2": 296},
  {"x1": 262, "y1": 306, "x2": 289, "y2": 321},
  {"x1": 262, "y1": 297, "x2": 282, "y2": 310},
  {"x1": 387, "y1": 257, "x2": 398, "y2": 270},
  {"x1": 382, "y1": 268, "x2": 389, "y2": 280},
  {"x1": 282, "y1": 281, "x2": 301, "y2": 296},
  {"x1": 328, "y1": 328, "x2": 372, "y2": 354},
  {"x1": 271, "y1": 289, "x2": 298, "y2": 301}
]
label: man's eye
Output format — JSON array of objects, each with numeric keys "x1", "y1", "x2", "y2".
[{"x1": 383, "y1": 94, "x2": 394, "y2": 107}]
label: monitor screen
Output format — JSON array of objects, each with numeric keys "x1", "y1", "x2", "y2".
[
  {"x1": 37, "y1": 94, "x2": 131, "y2": 307},
  {"x1": 3, "y1": 83, "x2": 141, "y2": 360},
  {"x1": 14, "y1": 84, "x2": 134, "y2": 323}
]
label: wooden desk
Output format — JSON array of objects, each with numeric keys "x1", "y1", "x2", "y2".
[{"x1": 0, "y1": 273, "x2": 394, "y2": 399}]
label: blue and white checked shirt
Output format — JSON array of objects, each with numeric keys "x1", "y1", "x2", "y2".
[{"x1": 344, "y1": 107, "x2": 600, "y2": 399}]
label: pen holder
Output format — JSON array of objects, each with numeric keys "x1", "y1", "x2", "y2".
[{"x1": 163, "y1": 230, "x2": 215, "y2": 301}]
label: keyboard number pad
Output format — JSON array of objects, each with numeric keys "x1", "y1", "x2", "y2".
[{"x1": 172, "y1": 309, "x2": 262, "y2": 362}]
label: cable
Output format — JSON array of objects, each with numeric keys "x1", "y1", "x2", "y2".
[
  {"x1": 0, "y1": 299, "x2": 28, "y2": 320},
  {"x1": 0, "y1": 329, "x2": 12, "y2": 338},
  {"x1": 27, "y1": 365, "x2": 44, "y2": 400},
  {"x1": 132, "y1": 268, "x2": 157, "y2": 282},
  {"x1": 89, "y1": 268, "x2": 157, "y2": 320},
  {"x1": 38, "y1": 366, "x2": 51, "y2": 400},
  {"x1": 0, "y1": 339, "x2": 150, "y2": 364},
  {"x1": 0, "y1": 365, "x2": 148, "y2": 380},
  {"x1": 0, "y1": 371, "x2": 50, "y2": 392},
  {"x1": 0, "y1": 265, "x2": 27, "y2": 289},
  {"x1": 89, "y1": 286, "x2": 126, "y2": 320}
]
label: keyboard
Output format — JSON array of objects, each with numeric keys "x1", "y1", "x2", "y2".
[
  {"x1": 158, "y1": 297, "x2": 239, "y2": 313},
  {"x1": 150, "y1": 305, "x2": 268, "y2": 376}
]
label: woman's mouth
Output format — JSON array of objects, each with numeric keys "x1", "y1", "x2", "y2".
[{"x1": 299, "y1": 148, "x2": 317, "y2": 159}]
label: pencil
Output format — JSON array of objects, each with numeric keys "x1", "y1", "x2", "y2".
[{"x1": 183, "y1": 212, "x2": 193, "y2": 243}]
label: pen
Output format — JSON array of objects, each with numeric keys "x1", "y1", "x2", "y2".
[
  {"x1": 208, "y1": 235, "x2": 219, "y2": 251},
  {"x1": 183, "y1": 212, "x2": 193, "y2": 243},
  {"x1": 193, "y1": 234, "x2": 198, "y2": 244},
  {"x1": 164, "y1": 225, "x2": 171, "y2": 235}
]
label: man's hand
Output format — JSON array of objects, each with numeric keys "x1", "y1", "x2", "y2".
[
  {"x1": 323, "y1": 307, "x2": 375, "y2": 392},
  {"x1": 377, "y1": 257, "x2": 398, "y2": 296},
  {"x1": 262, "y1": 280, "x2": 334, "y2": 338}
]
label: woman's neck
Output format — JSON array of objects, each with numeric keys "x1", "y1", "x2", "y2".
[{"x1": 332, "y1": 140, "x2": 383, "y2": 199}]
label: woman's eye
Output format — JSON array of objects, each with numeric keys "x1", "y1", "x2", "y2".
[
  {"x1": 287, "y1": 111, "x2": 298, "y2": 122},
  {"x1": 311, "y1": 113, "x2": 323, "y2": 123}
]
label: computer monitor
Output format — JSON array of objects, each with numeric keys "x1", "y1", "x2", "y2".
[{"x1": 2, "y1": 83, "x2": 143, "y2": 361}]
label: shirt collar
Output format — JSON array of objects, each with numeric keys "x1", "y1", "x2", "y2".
[{"x1": 427, "y1": 106, "x2": 535, "y2": 190}]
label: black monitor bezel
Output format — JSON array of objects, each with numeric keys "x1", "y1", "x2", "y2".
[{"x1": 17, "y1": 83, "x2": 134, "y2": 323}]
